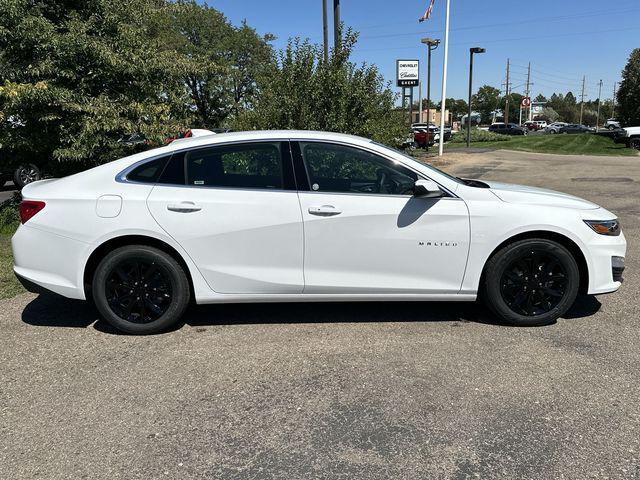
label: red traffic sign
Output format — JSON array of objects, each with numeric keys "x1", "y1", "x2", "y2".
[{"x1": 521, "y1": 97, "x2": 531, "y2": 107}]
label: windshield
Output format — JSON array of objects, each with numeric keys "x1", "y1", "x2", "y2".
[{"x1": 371, "y1": 142, "x2": 466, "y2": 185}]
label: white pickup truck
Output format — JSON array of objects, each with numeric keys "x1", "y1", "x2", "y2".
[{"x1": 619, "y1": 126, "x2": 640, "y2": 150}]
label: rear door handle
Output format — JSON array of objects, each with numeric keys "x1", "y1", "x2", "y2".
[
  {"x1": 308, "y1": 205, "x2": 342, "y2": 216},
  {"x1": 167, "y1": 201, "x2": 201, "y2": 213}
]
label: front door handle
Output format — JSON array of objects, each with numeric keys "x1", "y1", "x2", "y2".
[
  {"x1": 167, "y1": 201, "x2": 201, "y2": 213},
  {"x1": 308, "y1": 205, "x2": 342, "y2": 216}
]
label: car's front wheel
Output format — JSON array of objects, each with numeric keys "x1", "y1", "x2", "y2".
[
  {"x1": 92, "y1": 245, "x2": 190, "y2": 334},
  {"x1": 483, "y1": 239, "x2": 580, "y2": 326}
]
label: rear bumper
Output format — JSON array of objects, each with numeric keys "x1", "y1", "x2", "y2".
[{"x1": 12, "y1": 224, "x2": 88, "y2": 300}]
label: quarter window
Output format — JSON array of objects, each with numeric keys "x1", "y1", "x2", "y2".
[
  {"x1": 126, "y1": 156, "x2": 170, "y2": 183},
  {"x1": 299, "y1": 142, "x2": 417, "y2": 195},
  {"x1": 185, "y1": 142, "x2": 284, "y2": 190}
]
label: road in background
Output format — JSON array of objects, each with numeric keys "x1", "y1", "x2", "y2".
[
  {"x1": 1, "y1": 181, "x2": 17, "y2": 202},
  {"x1": 2, "y1": 151, "x2": 639, "y2": 479}
]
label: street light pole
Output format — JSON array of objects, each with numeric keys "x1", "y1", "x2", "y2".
[
  {"x1": 467, "y1": 47, "x2": 485, "y2": 148},
  {"x1": 421, "y1": 37, "x2": 440, "y2": 151}
]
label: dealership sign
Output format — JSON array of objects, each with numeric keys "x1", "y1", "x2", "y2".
[{"x1": 396, "y1": 60, "x2": 420, "y2": 87}]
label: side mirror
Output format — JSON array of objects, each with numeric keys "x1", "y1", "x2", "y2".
[{"x1": 413, "y1": 179, "x2": 444, "y2": 198}]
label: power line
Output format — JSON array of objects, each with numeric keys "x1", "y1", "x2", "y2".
[
  {"x1": 355, "y1": 6, "x2": 640, "y2": 39},
  {"x1": 354, "y1": 25, "x2": 640, "y2": 53}
]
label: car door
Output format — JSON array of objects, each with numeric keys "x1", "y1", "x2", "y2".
[
  {"x1": 146, "y1": 141, "x2": 304, "y2": 294},
  {"x1": 293, "y1": 141, "x2": 470, "y2": 294}
]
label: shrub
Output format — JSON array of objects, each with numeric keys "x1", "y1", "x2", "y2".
[
  {"x1": 449, "y1": 128, "x2": 510, "y2": 143},
  {"x1": 0, "y1": 193, "x2": 21, "y2": 233}
]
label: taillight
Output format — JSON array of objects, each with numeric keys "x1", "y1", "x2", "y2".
[{"x1": 19, "y1": 200, "x2": 46, "y2": 224}]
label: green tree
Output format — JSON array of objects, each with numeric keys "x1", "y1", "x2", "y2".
[
  {"x1": 0, "y1": 0, "x2": 274, "y2": 174},
  {"x1": 235, "y1": 30, "x2": 404, "y2": 147},
  {"x1": 445, "y1": 98, "x2": 468, "y2": 121},
  {"x1": 617, "y1": 48, "x2": 640, "y2": 126},
  {"x1": 472, "y1": 85, "x2": 501, "y2": 124},
  {"x1": 0, "y1": 0, "x2": 184, "y2": 173}
]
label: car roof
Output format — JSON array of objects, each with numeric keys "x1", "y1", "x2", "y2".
[{"x1": 166, "y1": 130, "x2": 371, "y2": 151}]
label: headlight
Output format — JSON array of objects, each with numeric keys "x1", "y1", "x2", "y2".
[{"x1": 584, "y1": 219, "x2": 621, "y2": 236}]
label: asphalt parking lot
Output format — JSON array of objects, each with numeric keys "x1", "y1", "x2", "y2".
[
  {"x1": 2, "y1": 150, "x2": 640, "y2": 479},
  {"x1": 0, "y1": 181, "x2": 16, "y2": 202}
]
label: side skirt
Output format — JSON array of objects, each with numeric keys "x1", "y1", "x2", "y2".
[{"x1": 195, "y1": 293, "x2": 478, "y2": 305}]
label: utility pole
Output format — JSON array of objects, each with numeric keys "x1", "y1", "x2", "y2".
[
  {"x1": 579, "y1": 75, "x2": 586, "y2": 125},
  {"x1": 333, "y1": 0, "x2": 340, "y2": 53},
  {"x1": 322, "y1": 0, "x2": 329, "y2": 62},
  {"x1": 526, "y1": 62, "x2": 532, "y2": 122},
  {"x1": 504, "y1": 58, "x2": 510, "y2": 125},
  {"x1": 596, "y1": 79, "x2": 603, "y2": 130},
  {"x1": 612, "y1": 82, "x2": 617, "y2": 119}
]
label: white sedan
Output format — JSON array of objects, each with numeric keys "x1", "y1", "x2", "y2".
[{"x1": 13, "y1": 131, "x2": 626, "y2": 334}]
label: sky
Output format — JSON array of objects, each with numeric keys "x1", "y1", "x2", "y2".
[{"x1": 207, "y1": 0, "x2": 640, "y2": 103}]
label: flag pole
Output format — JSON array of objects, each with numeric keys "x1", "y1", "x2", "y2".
[{"x1": 438, "y1": 0, "x2": 450, "y2": 156}]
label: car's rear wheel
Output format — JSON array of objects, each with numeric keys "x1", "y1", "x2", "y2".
[
  {"x1": 92, "y1": 245, "x2": 190, "y2": 334},
  {"x1": 13, "y1": 164, "x2": 41, "y2": 189},
  {"x1": 483, "y1": 239, "x2": 579, "y2": 326},
  {"x1": 630, "y1": 138, "x2": 640, "y2": 150}
]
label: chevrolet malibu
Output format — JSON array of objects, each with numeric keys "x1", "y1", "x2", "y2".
[{"x1": 12, "y1": 131, "x2": 626, "y2": 334}]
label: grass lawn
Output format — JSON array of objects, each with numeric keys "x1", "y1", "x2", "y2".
[
  {"x1": 448, "y1": 133, "x2": 638, "y2": 156},
  {"x1": 0, "y1": 227, "x2": 24, "y2": 300}
]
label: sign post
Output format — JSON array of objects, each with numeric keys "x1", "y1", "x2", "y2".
[
  {"x1": 520, "y1": 97, "x2": 531, "y2": 125},
  {"x1": 397, "y1": 59, "x2": 420, "y2": 126}
]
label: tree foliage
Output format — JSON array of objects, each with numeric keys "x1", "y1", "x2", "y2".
[
  {"x1": 472, "y1": 85, "x2": 501, "y2": 124},
  {"x1": 234, "y1": 31, "x2": 404, "y2": 147},
  {"x1": 617, "y1": 48, "x2": 640, "y2": 127},
  {"x1": 0, "y1": 0, "x2": 273, "y2": 173}
]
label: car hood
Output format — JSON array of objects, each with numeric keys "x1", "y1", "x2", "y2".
[{"x1": 483, "y1": 181, "x2": 599, "y2": 210}]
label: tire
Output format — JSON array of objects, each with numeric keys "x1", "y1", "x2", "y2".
[
  {"x1": 13, "y1": 164, "x2": 41, "y2": 189},
  {"x1": 92, "y1": 245, "x2": 190, "y2": 334},
  {"x1": 482, "y1": 239, "x2": 580, "y2": 327},
  {"x1": 549, "y1": 130, "x2": 556, "y2": 134},
  {"x1": 630, "y1": 138, "x2": 640, "y2": 150}
]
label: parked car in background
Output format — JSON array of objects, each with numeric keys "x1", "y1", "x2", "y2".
[
  {"x1": 534, "y1": 121, "x2": 548, "y2": 130},
  {"x1": 605, "y1": 119, "x2": 621, "y2": 130},
  {"x1": 412, "y1": 128, "x2": 435, "y2": 148},
  {"x1": 13, "y1": 130, "x2": 626, "y2": 334},
  {"x1": 545, "y1": 122, "x2": 568, "y2": 134},
  {"x1": 0, "y1": 161, "x2": 43, "y2": 189},
  {"x1": 523, "y1": 121, "x2": 539, "y2": 131},
  {"x1": 618, "y1": 126, "x2": 640, "y2": 150},
  {"x1": 488, "y1": 123, "x2": 526, "y2": 136},
  {"x1": 559, "y1": 124, "x2": 595, "y2": 134}
]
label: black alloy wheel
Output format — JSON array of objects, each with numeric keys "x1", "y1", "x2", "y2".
[
  {"x1": 105, "y1": 258, "x2": 173, "y2": 324},
  {"x1": 483, "y1": 239, "x2": 579, "y2": 326},
  {"x1": 92, "y1": 245, "x2": 190, "y2": 334},
  {"x1": 499, "y1": 250, "x2": 568, "y2": 317}
]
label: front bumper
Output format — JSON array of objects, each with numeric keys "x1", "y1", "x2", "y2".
[{"x1": 585, "y1": 231, "x2": 627, "y2": 295}]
